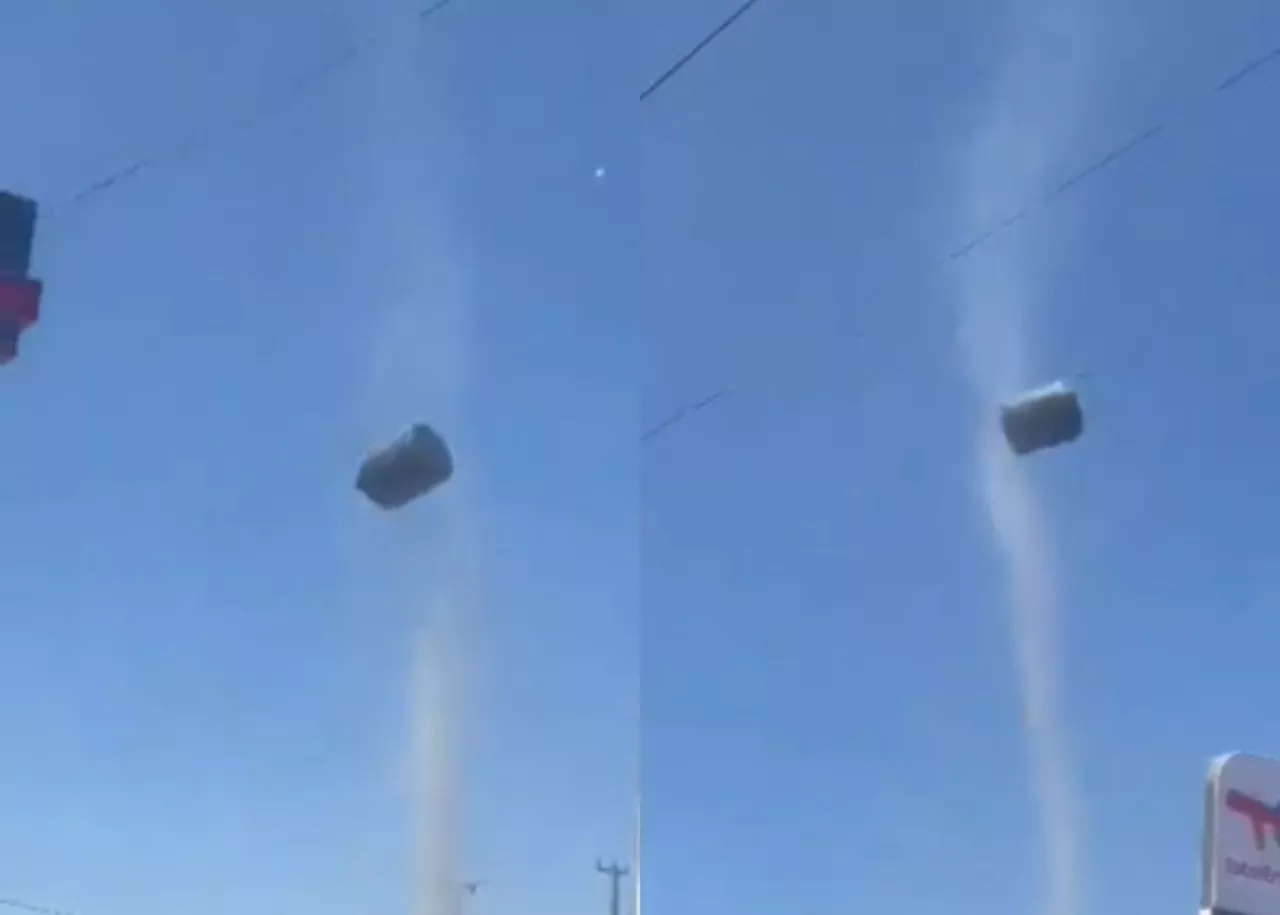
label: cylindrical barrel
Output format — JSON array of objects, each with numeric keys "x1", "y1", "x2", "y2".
[
  {"x1": 999, "y1": 381, "x2": 1084, "y2": 455},
  {"x1": 355, "y1": 423, "x2": 454, "y2": 509}
]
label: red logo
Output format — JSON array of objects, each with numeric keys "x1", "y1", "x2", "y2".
[{"x1": 1226, "y1": 789, "x2": 1280, "y2": 851}]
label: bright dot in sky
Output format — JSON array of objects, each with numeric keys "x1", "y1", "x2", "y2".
[{"x1": 594, "y1": 167, "x2": 606, "y2": 178}]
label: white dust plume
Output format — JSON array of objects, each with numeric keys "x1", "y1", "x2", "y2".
[
  {"x1": 407, "y1": 553, "x2": 477, "y2": 915},
  {"x1": 356, "y1": 0, "x2": 476, "y2": 911},
  {"x1": 952, "y1": 4, "x2": 1106, "y2": 915},
  {"x1": 631, "y1": 783, "x2": 641, "y2": 915}
]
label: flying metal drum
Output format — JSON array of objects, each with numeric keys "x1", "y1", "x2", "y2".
[
  {"x1": 355, "y1": 423, "x2": 454, "y2": 510},
  {"x1": 999, "y1": 380, "x2": 1084, "y2": 456},
  {"x1": 0, "y1": 191, "x2": 43, "y2": 366}
]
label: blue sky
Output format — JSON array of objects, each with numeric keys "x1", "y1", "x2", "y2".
[
  {"x1": 0, "y1": 1, "x2": 632, "y2": 913},
  {"x1": 3, "y1": 0, "x2": 1280, "y2": 913},
  {"x1": 644, "y1": 1, "x2": 1280, "y2": 914}
]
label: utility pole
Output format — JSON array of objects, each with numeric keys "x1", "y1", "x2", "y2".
[{"x1": 597, "y1": 859, "x2": 629, "y2": 915}]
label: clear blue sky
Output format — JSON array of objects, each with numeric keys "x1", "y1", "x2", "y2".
[{"x1": 3, "y1": 0, "x2": 1280, "y2": 913}]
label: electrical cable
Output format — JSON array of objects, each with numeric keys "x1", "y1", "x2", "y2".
[
  {"x1": 14, "y1": 3, "x2": 1280, "y2": 446},
  {"x1": 43, "y1": 0, "x2": 461, "y2": 221},
  {"x1": 640, "y1": 36, "x2": 1280, "y2": 443},
  {"x1": 640, "y1": 0, "x2": 769, "y2": 102},
  {"x1": 0, "y1": 898, "x2": 73, "y2": 915}
]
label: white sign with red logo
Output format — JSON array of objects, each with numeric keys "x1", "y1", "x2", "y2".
[{"x1": 1204, "y1": 753, "x2": 1280, "y2": 915}]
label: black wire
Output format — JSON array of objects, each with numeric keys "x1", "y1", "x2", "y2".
[
  {"x1": 46, "y1": 0, "x2": 461, "y2": 220},
  {"x1": 642, "y1": 37, "x2": 1280, "y2": 443},
  {"x1": 640, "y1": 0, "x2": 769, "y2": 102},
  {"x1": 636, "y1": 0, "x2": 767, "y2": 439},
  {"x1": 642, "y1": 388, "x2": 731, "y2": 442},
  {"x1": 19, "y1": 1, "x2": 1279, "y2": 443},
  {"x1": 942, "y1": 42, "x2": 1280, "y2": 259},
  {"x1": 0, "y1": 899, "x2": 73, "y2": 915}
]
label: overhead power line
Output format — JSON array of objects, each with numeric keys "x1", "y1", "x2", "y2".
[
  {"x1": 17, "y1": 3, "x2": 1280, "y2": 447},
  {"x1": 931, "y1": 43, "x2": 1280, "y2": 279},
  {"x1": 0, "y1": 898, "x2": 73, "y2": 915},
  {"x1": 640, "y1": 0, "x2": 769, "y2": 102},
  {"x1": 52, "y1": 0, "x2": 760, "y2": 218},
  {"x1": 641, "y1": 388, "x2": 731, "y2": 442},
  {"x1": 596, "y1": 859, "x2": 629, "y2": 915},
  {"x1": 640, "y1": 36, "x2": 1280, "y2": 444},
  {"x1": 45, "y1": 0, "x2": 461, "y2": 221}
]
